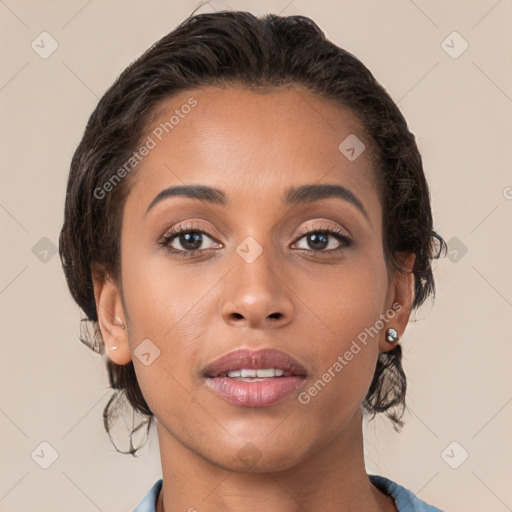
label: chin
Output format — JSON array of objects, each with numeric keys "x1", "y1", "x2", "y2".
[{"x1": 204, "y1": 435, "x2": 310, "y2": 474}]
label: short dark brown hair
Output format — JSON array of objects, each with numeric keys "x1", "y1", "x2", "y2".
[{"x1": 59, "y1": 10, "x2": 445, "y2": 455}]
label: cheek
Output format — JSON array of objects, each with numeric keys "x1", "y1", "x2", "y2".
[
  {"x1": 294, "y1": 247, "x2": 389, "y2": 347},
  {"x1": 291, "y1": 248, "x2": 389, "y2": 410},
  {"x1": 119, "y1": 253, "x2": 218, "y2": 426},
  {"x1": 121, "y1": 248, "x2": 223, "y2": 344},
  {"x1": 119, "y1": 246, "x2": 227, "y2": 410}
]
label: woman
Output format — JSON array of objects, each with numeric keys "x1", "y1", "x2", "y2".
[{"x1": 59, "y1": 10, "x2": 445, "y2": 512}]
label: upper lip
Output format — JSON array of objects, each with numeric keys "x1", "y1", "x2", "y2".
[{"x1": 203, "y1": 348, "x2": 307, "y2": 378}]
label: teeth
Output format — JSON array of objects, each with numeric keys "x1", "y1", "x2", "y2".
[
  {"x1": 256, "y1": 368, "x2": 277, "y2": 378},
  {"x1": 225, "y1": 368, "x2": 286, "y2": 378}
]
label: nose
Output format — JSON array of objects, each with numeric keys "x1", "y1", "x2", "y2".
[{"x1": 221, "y1": 243, "x2": 294, "y2": 329}]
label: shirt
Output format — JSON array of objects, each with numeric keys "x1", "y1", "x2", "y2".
[{"x1": 133, "y1": 474, "x2": 444, "y2": 511}]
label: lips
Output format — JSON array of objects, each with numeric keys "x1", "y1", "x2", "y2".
[
  {"x1": 203, "y1": 348, "x2": 307, "y2": 378},
  {"x1": 203, "y1": 348, "x2": 307, "y2": 408}
]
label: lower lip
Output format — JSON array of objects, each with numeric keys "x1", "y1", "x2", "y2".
[{"x1": 206, "y1": 376, "x2": 305, "y2": 407}]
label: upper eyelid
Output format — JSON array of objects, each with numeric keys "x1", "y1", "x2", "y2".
[
  {"x1": 163, "y1": 222, "x2": 348, "y2": 237},
  {"x1": 295, "y1": 221, "x2": 350, "y2": 236}
]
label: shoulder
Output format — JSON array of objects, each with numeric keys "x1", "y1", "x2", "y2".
[
  {"x1": 133, "y1": 479, "x2": 163, "y2": 512},
  {"x1": 369, "y1": 474, "x2": 445, "y2": 512}
]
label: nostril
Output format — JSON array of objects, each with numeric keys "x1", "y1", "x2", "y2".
[{"x1": 269, "y1": 312, "x2": 282, "y2": 319}]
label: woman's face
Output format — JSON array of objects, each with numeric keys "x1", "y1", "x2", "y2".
[{"x1": 96, "y1": 85, "x2": 413, "y2": 471}]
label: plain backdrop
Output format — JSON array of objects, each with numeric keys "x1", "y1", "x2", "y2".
[{"x1": 1, "y1": 1, "x2": 511, "y2": 511}]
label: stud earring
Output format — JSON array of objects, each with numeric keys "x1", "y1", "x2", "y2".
[
  {"x1": 385, "y1": 328, "x2": 399, "y2": 343},
  {"x1": 111, "y1": 346, "x2": 118, "y2": 351}
]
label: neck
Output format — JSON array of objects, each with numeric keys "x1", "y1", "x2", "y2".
[{"x1": 155, "y1": 409, "x2": 396, "y2": 512}]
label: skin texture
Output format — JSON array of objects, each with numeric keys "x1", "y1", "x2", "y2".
[{"x1": 93, "y1": 85, "x2": 415, "y2": 512}]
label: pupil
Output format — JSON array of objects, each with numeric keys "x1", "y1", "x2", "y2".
[
  {"x1": 181, "y1": 232, "x2": 202, "y2": 250},
  {"x1": 309, "y1": 232, "x2": 328, "y2": 250}
]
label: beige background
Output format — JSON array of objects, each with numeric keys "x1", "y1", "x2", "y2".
[{"x1": 1, "y1": 0, "x2": 511, "y2": 511}]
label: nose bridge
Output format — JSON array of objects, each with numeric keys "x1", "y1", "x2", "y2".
[{"x1": 221, "y1": 234, "x2": 294, "y2": 328}]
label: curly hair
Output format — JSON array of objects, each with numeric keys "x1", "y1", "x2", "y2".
[{"x1": 59, "y1": 10, "x2": 445, "y2": 456}]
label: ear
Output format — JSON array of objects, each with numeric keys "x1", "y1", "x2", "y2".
[
  {"x1": 379, "y1": 253, "x2": 416, "y2": 352},
  {"x1": 91, "y1": 264, "x2": 132, "y2": 365}
]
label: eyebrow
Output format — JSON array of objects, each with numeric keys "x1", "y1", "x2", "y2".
[
  {"x1": 145, "y1": 185, "x2": 227, "y2": 216},
  {"x1": 144, "y1": 183, "x2": 369, "y2": 220},
  {"x1": 285, "y1": 183, "x2": 369, "y2": 220}
]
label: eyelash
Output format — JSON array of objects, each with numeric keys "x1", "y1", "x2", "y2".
[{"x1": 157, "y1": 222, "x2": 352, "y2": 258}]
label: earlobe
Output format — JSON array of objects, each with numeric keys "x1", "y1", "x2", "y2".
[
  {"x1": 380, "y1": 253, "x2": 416, "y2": 352},
  {"x1": 91, "y1": 265, "x2": 132, "y2": 365}
]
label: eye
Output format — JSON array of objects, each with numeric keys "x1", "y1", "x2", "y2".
[
  {"x1": 157, "y1": 222, "x2": 352, "y2": 258},
  {"x1": 158, "y1": 222, "x2": 222, "y2": 257},
  {"x1": 292, "y1": 225, "x2": 352, "y2": 252}
]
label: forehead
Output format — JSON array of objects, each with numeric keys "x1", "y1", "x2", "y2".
[{"x1": 125, "y1": 85, "x2": 378, "y2": 215}]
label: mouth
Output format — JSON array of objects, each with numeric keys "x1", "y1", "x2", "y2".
[{"x1": 203, "y1": 348, "x2": 307, "y2": 408}]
